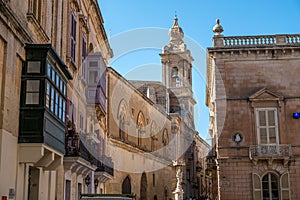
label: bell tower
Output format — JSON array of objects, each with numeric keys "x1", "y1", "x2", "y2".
[{"x1": 160, "y1": 16, "x2": 196, "y2": 128}]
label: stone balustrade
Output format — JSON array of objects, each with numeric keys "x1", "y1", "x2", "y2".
[
  {"x1": 213, "y1": 34, "x2": 300, "y2": 47},
  {"x1": 249, "y1": 144, "x2": 291, "y2": 159}
]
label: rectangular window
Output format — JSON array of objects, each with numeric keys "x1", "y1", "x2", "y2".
[
  {"x1": 55, "y1": 73, "x2": 60, "y2": 88},
  {"x1": 47, "y1": 63, "x2": 51, "y2": 77},
  {"x1": 89, "y1": 71, "x2": 98, "y2": 84},
  {"x1": 79, "y1": 114, "x2": 83, "y2": 131},
  {"x1": 70, "y1": 12, "x2": 77, "y2": 63},
  {"x1": 46, "y1": 82, "x2": 50, "y2": 108},
  {"x1": 82, "y1": 36, "x2": 86, "y2": 63},
  {"x1": 26, "y1": 80, "x2": 40, "y2": 104},
  {"x1": 62, "y1": 83, "x2": 67, "y2": 96},
  {"x1": 256, "y1": 108, "x2": 279, "y2": 145},
  {"x1": 81, "y1": 36, "x2": 87, "y2": 79},
  {"x1": 62, "y1": 100, "x2": 66, "y2": 123},
  {"x1": 59, "y1": 96, "x2": 62, "y2": 120},
  {"x1": 89, "y1": 61, "x2": 98, "y2": 68},
  {"x1": 51, "y1": 69, "x2": 56, "y2": 83},
  {"x1": 65, "y1": 180, "x2": 71, "y2": 200},
  {"x1": 77, "y1": 183, "x2": 82, "y2": 200},
  {"x1": 59, "y1": 79, "x2": 63, "y2": 92},
  {"x1": 27, "y1": 61, "x2": 41, "y2": 73},
  {"x1": 50, "y1": 87, "x2": 54, "y2": 112},
  {"x1": 55, "y1": 91, "x2": 59, "y2": 116}
]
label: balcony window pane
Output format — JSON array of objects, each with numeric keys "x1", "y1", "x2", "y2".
[
  {"x1": 56, "y1": 73, "x2": 60, "y2": 88},
  {"x1": 26, "y1": 80, "x2": 40, "y2": 104},
  {"x1": 47, "y1": 63, "x2": 51, "y2": 77},
  {"x1": 62, "y1": 100, "x2": 66, "y2": 123},
  {"x1": 269, "y1": 128, "x2": 276, "y2": 143},
  {"x1": 260, "y1": 128, "x2": 267, "y2": 144},
  {"x1": 26, "y1": 93, "x2": 39, "y2": 104},
  {"x1": 50, "y1": 87, "x2": 54, "y2": 112},
  {"x1": 51, "y1": 69, "x2": 56, "y2": 82},
  {"x1": 268, "y1": 110, "x2": 275, "y2": 126},
  {"x1": 89, "y1": 61, "x2": 98, "y2": 68},
  {"x1": 46, "y1": 82, "x2": 50, "y2": 108},
  {"x1": 89, "y1": 71, "x2": 98, "y2": 84},
  {"x1": 27, "y1": 61, "x2": 41, "y2": 73},
  {"x1": 59, "y1": 79, "x2": 63, "y2": 92},
  {"x1": 259, "y1": 111, "x2": 266, "y2": 126},
  {"x1": 59, "y1": 96, "x2": 62, "y2": 120},
  {"x1": 55, "y1": 91, "x2": 59, "y2": 116}
]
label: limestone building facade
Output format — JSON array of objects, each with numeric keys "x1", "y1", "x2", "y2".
[
  {"x1": 0, "y1": 0, "x2": 113, "y2": 199},
  {"x1": 206, "y1": 19, "x2": 300, "y2": 200}
]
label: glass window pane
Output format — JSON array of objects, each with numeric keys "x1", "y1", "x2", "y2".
[
  {"x1": 47, "y1": 63, "x2": 51, "y2": 77},
  {"x1": 62, "y1": 100, "x2": 66, "y2": 123},
  {"x1": 27, "y1": 61, "x2": 41, "y2": 73},
  {"x1": 268, "y1": 110, "x2": 276, "y2": 126},
  {"x1": 89, "y1": 71, "x2": 98, "y2": 84},
  {"x1": 59, "y1": 96, "x2": 62, "y2": 120},
  {"x1": 56, "y1": 74, "x2": 60, "y2": 88},
  {"x1": 26, "y1": 93, "x2": 39, "y2": 104},
  {"x1": 89, "y1": 61, "x2": 98, "y2": 68},
  {"x1": 46, "y1": 82, "x2": 50, "y2": 108},
  {"x1": 50, "y1": 87, "x2": 54, "y2": 112},
  {"x1": 269, "y1": 128, "x2": 277, "y2": 143},
  {"x1": 260, "y1": 128, "x2": 267, "y2": 144},
  {"x1": 26, "y1": 80, "x2": 40, "y2": 92},
  {"x1": 55, "y1": 91, "x2": 59, "y2": 116},
  {"x1": 25, "y1": 80, "x2": 40, "y2": 104},
  {"x1": 63, "y1": 83, "x2": 66, "y2": 96},
  {"x1": 259, "y1": 111, "x2": 266, "y2": 126},
  {"x1": 59, "y1": 79, "x2": 63, "y2": 92},
  {"x1": 51, "y1": 69, "x2": 56, "y2": 82}
]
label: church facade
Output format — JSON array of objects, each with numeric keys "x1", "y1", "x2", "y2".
[
  {"x1": 206, "y1": 20, "x2": 300, "y2": 200},
  {"x1": 105, "y1": 17, "x2": 210, "y2": 200}
]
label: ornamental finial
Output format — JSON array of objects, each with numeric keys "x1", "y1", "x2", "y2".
[{"x1": 213, "y1": 18, "x2": 224, "y2": 35}]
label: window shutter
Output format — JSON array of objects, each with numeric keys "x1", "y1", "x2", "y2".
[
  {"x1": 280, "y1": 173, "x2": 290, "y2": 200},
  {"x1": 252, "y1": 173, "x2": 261, "y2": 200}
]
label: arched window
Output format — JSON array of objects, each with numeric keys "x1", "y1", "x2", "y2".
[
  {"x1": 119, "y1": 115, "x2": 125, "y2": 140},
  {"x1": 171, "y1": 67, "x2": 179, "y2": 87},
  {"x1": 262, "y1": 173, "x2": 279, "y2": 200},
  {"x1": 122, "y1": 176, "x2": 131, "y2": 195},
  {"x1": 253, "y1": 172, "x2": 290, "y2": 200},
  {"x1": 140, "y1": 172, "x2": 147, "y2": 200},
  {"x1": 151, "y1": 122, "x2": 158, "y2": 151},
  {"x1": 137, "y1": 111, "x2": 145, "y2": 147},
  {"x1": 118, "y1": 100, "x2": 128, "y2": 140}
]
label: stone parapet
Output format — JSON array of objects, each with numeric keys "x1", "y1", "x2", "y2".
[{"x1": 213, "y1": 34, "x2": 300, "y2": 48}]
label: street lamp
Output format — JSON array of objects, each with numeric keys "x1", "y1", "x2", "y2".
[
  {"x1": 85, "y1": 175, "x2": 91, "y2": 186},
  {"x1": 94, "y1": 179, "x2": 99, "y2": 193}
]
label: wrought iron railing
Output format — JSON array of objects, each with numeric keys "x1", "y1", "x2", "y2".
[
  {"x1": 65, "y1": 129, "x2": 114, "y2": 176},
  {"x1": 249, "y1": 144, "x2": 291, "y2": 159},
  {"x1": 95, "y1": 157, "x2": 114, "y2": 177}
]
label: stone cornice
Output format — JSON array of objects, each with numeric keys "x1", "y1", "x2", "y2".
[{"x1": 0, "y1": 1, "x2": 33, "y2": 44}]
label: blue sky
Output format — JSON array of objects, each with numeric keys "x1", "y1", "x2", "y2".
[{"x1": 99, "y1": 0, "x2": 300, "y2": 142}]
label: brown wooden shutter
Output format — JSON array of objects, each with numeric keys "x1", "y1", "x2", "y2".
[
  {"x1": 252, "y1": 173, "x2": 262, "y2": 200},
  {"x1": 280, "y1": 173, "x2": 290, "y2": 200}
]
